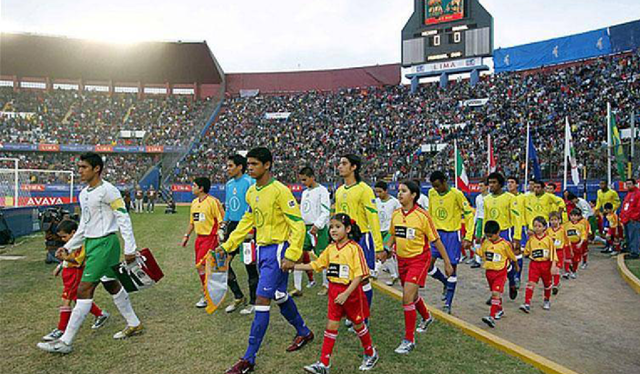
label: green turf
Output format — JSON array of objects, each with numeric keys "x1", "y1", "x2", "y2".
[
  {"x1": 0, "y1": 207, "x2": 541, "y2": 374},
  {"x1": 625, "y1": 257, "x2": 640, "y2": 280}
]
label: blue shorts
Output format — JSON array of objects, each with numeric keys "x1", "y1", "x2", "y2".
[
  {"x1": 432, "y1": 230, "x2": 461, "y2": 265},
  {"x1": 256, "y1": 242, "x2": 290, "y2": 300},
  {"x1": 359, "y1": 232, "x2": 376, "y2": 270},
  {"x1": 499, "y1": 228, "x2": 513, "y2": 242},
  {"x1": 520, "y1": 227, "x2": 529, "y2": 246}
]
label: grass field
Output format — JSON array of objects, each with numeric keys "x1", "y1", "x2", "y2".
[
  {"x1": 625, "y1": 257, "x2": 640, "y2": 280},
  {"x1": 0, "y1": 207, "x2": 541, "y2": 374}
]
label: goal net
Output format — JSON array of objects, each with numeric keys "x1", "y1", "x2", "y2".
[{"x1": 0, "y1": 158, "x2": 75, "y2": 208}]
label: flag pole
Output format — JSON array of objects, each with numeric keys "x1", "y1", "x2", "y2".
[
  {"x1": 630, "y1": 111, "x2": 636, "y2": 179},
  {"x1": 564, "y1": 117, "x2": 568, "y2": 191},
  {"x1": 607, "y1": 102, "x2": 612, "y2": 186},
  {"x1": 454, "y1": 139, "x2": 458, "y2": 189},
  {"x1": 487, "y1": 134, "x2": 491, "y2": 175},
  {"x1": 524, "y1": 122, "x2": 530, "y2": 188}
]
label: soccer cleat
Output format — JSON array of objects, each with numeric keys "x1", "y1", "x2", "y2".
[
  {"x1": 562, "y1": 273, "x2": 570, "y2": 280},
  {"x1": 113, "y1": 324, "x2": 144, "y2": 339},
  {"x1": 465, "y1": 257, "x2": 475, "y2": 265},
  {"x1": 514, "y1": 278, "x2": 521, "y2": 290},
  {"x1": 36, "y1": 339, "x2": 72, "y2": 354},
  {"x1": 470, "y1": 261, "x2": 481, "y2": 269},
  {"x1": 303, "y1": 361, "x2": 330, "y2": 374},
  {"x1": 359, "y1": 347, "x2": 379, "y2": 370},
  {"x1": 385, "y1": 277, "x2": 398, "y2": 286},
  {"x1": 542, "y1": 300, "x2": 551, "y2": 310},
  {"x1": 442, "y1": 305, "x2": 452, "y2": 314},
  {"x1": 495, "y1": 310, "x2": 505, "y2": 320},
  {"x1": 317, "y1": 287, "x2": 328, "y2": 296},
  {"x1": 416, "y1": 316, "x2": 434, "y2": 333},
  {"x1": 570, "y1": 272, "x2": 577, "y2": 279},
  {"x1": 482, "y1": 316, "x2": 496, "y2": 328},
  {"x1": 42, "y1": 328, "x2": 64, "y2": 341},
  {"x1": 345, "y1": 319, "x2": 353, "y2": 328},
  {"x1": 225, "y1": 358, "x2": 255, "y2": 374},
  {"x1": 509, "y1": 285, "x2": 518, "y2": 300},
  {"x1": 459, "y1": 255, "x2": 468, "y2": 263},
  {"x1": 225, "y1": 297, "x2": 246, "y2": 313},
  {"x1": 580, "y1": 262, "x2": 588, "y2": 270},
  {"x1": 91, "y1": 311, "x2": 110, "y2": 330},
  {"x1": 394, "y1": 339, "x2": 415, "y2": 354},
  {"x1": 196, "y1": 296, "x2": 208, "y2": 309},
  {"x1": 306, "y1": 281, "x2": 317, "y2": 289},
  {"x1": 519, "y1": 304, "x2": 531, "y2": 314},
  {"x1": 289, "y1": 289, "x2": 304, "y2": 297},
  {"x1": 552, "y1": 286, "x2": 559, "y2": 296},
  {"x1": 239, "y1": 305, "x2": 255, "y2": 315},
  {"x1": 601, "y1": 247, "x2": 612, "y2": 254},
  {"x1": 286, "y1": 331, "x2": 314, "y2": 352}
]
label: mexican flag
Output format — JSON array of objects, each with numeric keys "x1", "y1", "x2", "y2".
[
  {"x1": 488, "y1": 134, "x2": 497, "y2": 173},
  {"x1": 455, "y1": 140, "x2": 470, "y2": 192},
  {"x1": 564, "y1": 117, "x2": 580, "y2": 185}
]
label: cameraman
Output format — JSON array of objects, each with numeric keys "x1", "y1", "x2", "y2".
[{"x1": 42, "y1": 208, "x2": 66, "y2": 264}]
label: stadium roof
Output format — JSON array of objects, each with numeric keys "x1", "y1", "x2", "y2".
[{"x1": 0, "y1": 33, "x2": 224, "y2": 84}]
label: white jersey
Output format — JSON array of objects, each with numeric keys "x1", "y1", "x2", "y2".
[
  {"x1": 575, "y1": 198, "x2": 594, "y2": 219},
  {"x1": 417, "y1": 194, "x2": 429, "y2": 210},
  {"x1": 300, "y1": 184, "x2": 331, "y2": 229},
  {"x1": 376, "y1": 196, "x2": 401, "y2": 232},
  {"x1": 475, "y1": 193, "x2": 486, "y2": 220},
  {"x1": 64, "y1": 180, "x2": 137, "y2": 255}
]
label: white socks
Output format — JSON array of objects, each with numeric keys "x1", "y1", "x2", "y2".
[
  {"x1": 113, "y1": 288, "x2": 140, "y2": 327},
  {"x1": 293, "y1": 270, "x2": 303, "y2": 291},
  {"x1": 322, "y1": 270, "x2": 328, "y2": 287},
  {"x1": 60, "y1": 299, "x2": 92, "y2": 345}
]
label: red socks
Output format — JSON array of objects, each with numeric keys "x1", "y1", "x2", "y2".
[
  {"x1": 354, "y1": 324, "x2": 374, "y2": 356},
  {"x1": 525, "y1": 284, "x2": 534, "y2": 305},
  {"x1": 553, "y1": 274, "x2": 560, "y2": 287},
  {"x1": 415, "y1": 297, "x2": 431, "y2": 320},
  {"x1": 490, "y1": 297, "x2": 501, "y2": 318},
  {"x1": 544, "y1": 285, "x2": 552, "y2": 300},
  {"x1": 57, "y1": 306, "x2": 72, "y2": 331},
  {"x1": 90, "y1": 302, "x2": 103, "y2": 317},
  {"x1": 403, "y1": 303, "x2": 417, "y2": 342},
  {"x1": 320, "y1": 329, "x2": 338, "y2": 366}
]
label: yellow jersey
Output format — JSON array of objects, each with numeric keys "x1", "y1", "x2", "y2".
[
  {"x1": 511, "y1": 192, "x2": 527, "y2": 231},
  {"x1": 221, "y1": 179, "x2": 305, "y2": 262},
  {"x1": 310, "y1": 240, "x2": 369, "y2": 285},
  {"x1": 595, "y1": 189, "x2": 621, "y2": 212},
  {"x1": 477, "y1": 238, "x2": 516, "y2": 271},
  {"x1": 524, "y1": 233, "x2": 557, "y2": 262},
  {"x1": 524, "y1": 193, "x2": 557, "y2": 228},
  {"x1": 427, "y1": 187, "x2": 474, "y2": 241},
  {"x1": 390, "y1": 205, "x2": 440, "y2": 259},
  {"x1": 606, "y1": 212, "x2": 620, "y2": 228},
  {"x1": 335, "y1": 181, "x2": 383, "y2": 252},
  {"x1": 548, "y1": 226, "x2": 570, "y2": 252},
  {"x1": 564, "y1": 219, "x2": 589, "y2": 244},
  {"x1": 63, "y1": 245, "x2": 86, "y2": 269},
  {"x1": 483, "y1": 192, "x2": 523, "y2": 240},
  {"x1": 548, "y1": 193, "x2": 569, "y2": 222},
  {"x1": 190, "y1": 195, "x2": 224, "y2": 236}
]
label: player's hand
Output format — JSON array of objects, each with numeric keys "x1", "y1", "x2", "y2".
[
  {"x1": 215, "y1": 245, "x2": 226, "y2": 255},
  {"x1": 281, "y1": 259, "x2": 295, "y2": 271},
  {"x1": 513, "y1": 240, "x2": 521, "y2": 253},
  {"x1": 55, "y1": 247, "x2": 66, "y2": 260},
  {"x1": 181, "y1": 235, "x2": 190, "y2": 247},
  {"x1": 334, "y1": 292, "x2": 349, "y2": 305},
  {"x1": 310, "y1": 225, "x2": 319, "y2": 235},
  {"x1": 376, "y1": 251, "x2": 388, "y2": 263},
  {"x1": 444, "y1": 262, "x2": 454, "y2": 277},
  {"x1": 125, "y1": 253, "x2": 137, "y2": 264}
]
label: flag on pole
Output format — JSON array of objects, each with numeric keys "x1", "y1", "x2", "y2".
[
  {"x1": 488, "y1": 134, "x2": 497, "y2": 173},
  {"x1": 527, "y1": 130, "x2": 542, "y2": 181},
  {"x1": 455, "y1": 141, "x2": 470, "y2": 192},
  {"x1": 609, "y1": 112, "x2": 626, "y2": 178},
  {"x1": 565, "y1": 117, "x2": 580, "y2": 186}
]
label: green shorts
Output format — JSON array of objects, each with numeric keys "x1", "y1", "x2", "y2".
[
  {"x1": 303, "y1": 225, "x2": 330, "y2": 256},
  {"x1": 475, "y1": 218, "x2": 484, "y2": 239},
  {"x1": 81, "y1": 234, "x2": 121, "y2": 283},
  {"x1": 588, "y1": 216, "x2": 598, "y2": 237},
  {"x1": 381, "y1": 231, "x2": 391, "y2": 244}
]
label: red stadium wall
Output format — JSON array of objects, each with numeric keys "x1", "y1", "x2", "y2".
[{"x1": 226, "y1": 63, "x2": 400, "y2": 95}]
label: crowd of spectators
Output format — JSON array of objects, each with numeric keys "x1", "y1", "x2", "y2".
[
  {"x1": 176, "y1": 52, "x2": 640, "y2": 184},
  {"x1": 0, "y1": 88, "x2": 214, "y2": 146}
]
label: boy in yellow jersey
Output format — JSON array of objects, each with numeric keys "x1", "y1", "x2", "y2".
[
  {"x1": 521, "y1": 217, "x2": 557, "y2": 313},
  {"x1": 217, "y1": 148, "x2": 312, "y2": 374},
  {"x1": 478, "y1": 220, "x2": 518, "y2": 328},
  {"x1": 380, "y1": 180, "x2": 453, "y2": 353},
  {"x1": 335, "y1": 154, "x2": 383, "y2": 311},
  {"x1": 564, "y1": 208, "x2": 589, "y2": 278},
  {"x1": 603, "y1": 203, "x2": 622, "y2": 254},
  {"x1": 427, "y1": 171, "x2": 473, "y2": 313},
  {"x1": 484, "y1": 172, "x2": 522, "y2": 299},
  {"x1": 296, "y1": 214, "x2": 378, "y2": 373},
  {"x1": 182, "y1": 177, "x2": 224, "y2": 308},
  {"x1": 548, "y1": 212, "x2": 570, "y2": 294}
]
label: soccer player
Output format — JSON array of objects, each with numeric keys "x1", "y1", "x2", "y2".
[
  {"x1": 42, "y1": 219, "x2": 109, "y2": 342},
  {"x1": 181, "y1": 177, "x2": 224, "y2": 308},
  {"x1": 37, "y1": 152, "x2": 142, "y2": 354},
  {"x1": 335, "y1": 154, "x2": 383, "y2": 310},
  {"x1": 222, "y1": 154, "x2": 259, "y2": 314},
  {"x1": 414, "y1": 179, "x2": 429, "y2": 210},
  {"x1": 374, "y1": 180, "x2": 401, "y2": 286},
  {"x1": 595, "y1": 180, "x2": 621, "y2": 213},
  {"x1": 520, "y1": 217, "x2": 557, "y2": 313},
  {"x1": 217, "y1": 147, "x2": 313, "y2": 374},
  {"x1": 566, "y1": 192, "x2": 594, "y2": 267},
  {"x1": 146, "y1": 186, "x2": 157, "y2": 213},
  {"x1": 564, "y1": 208, "x2": 589, "y2": 278},
  {"x1": 602, "y1": 203, "x2": 622, "y2": 255},
  {"x1": 296, "y1": 214, "x2": 378, "y2": 373},
  {"x1": 478, "y1": 220, "x2": 518, "y2": 328},
  {"x1": 426, "y1": 171, "x2": 473, "y2": 313},
  {"x1": 471, "y1": 180, "x2": 489, "y2": 268},
  {"x1": 483, "y1": 172, "x2": 522, "y2": 299},
  {"x1": 548, "y1": 212, "x2": 570, "y2": 294},
  {"x1": 380, "y1": 180, "x2": 452, "y2": 353},
  {"x1": 506, "y1": 176, "x2": 527, "y2": 281},
  {"x1": 544, "y1": 182, "x2": 567, "y2": 221},
  {"x1": 134, "y1": 186, "x2": 144, "y2": 213},
  {"x1": 296, "y1": 166, "x2": 331, "y2": 296}
]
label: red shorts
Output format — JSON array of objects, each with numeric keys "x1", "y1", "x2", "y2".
[
  {"x1": 528, "y1": 260, "x2": 552, "y2": 285},
  {"x1": 486, "y1": 268, "x2": 508, "y2": 293},
  {"x1": 61, "y1": 267, "x2": 83, "y2": 300},
  {"x1": 556, "y1": 249, "x2": 564, "y2": 268},
  {"x1": 607, "y1": 227, "x2": 623, "y2": 240},
  {"x1": 327, "y1": 283, "x2": 370, "y2": 324},
  {"x1": 397, "y1": 251, "x2": 431, "y2": 287},
  {"x1": 195, "y1": 232, "x2": 218, "y2": 265},
  {"x1": 570, "y1": 242, "x2": 587, "y2": 259}
]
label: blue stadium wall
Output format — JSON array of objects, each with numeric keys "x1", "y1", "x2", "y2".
[{"x1": 494, "y1": 19, "x2": 640, "y2": 73}]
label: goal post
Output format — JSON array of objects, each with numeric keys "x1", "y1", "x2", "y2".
[{"x1": 0, "y1": 161, "x2": 75, "y2": 208}]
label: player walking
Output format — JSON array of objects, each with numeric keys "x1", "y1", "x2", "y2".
[{"x1": 374, "y1": 181, "x2": 401, "y2": 286}]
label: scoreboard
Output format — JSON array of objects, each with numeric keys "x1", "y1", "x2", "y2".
[{"x1": 402, "y1": 0, "x2": 493, "y2": 67}]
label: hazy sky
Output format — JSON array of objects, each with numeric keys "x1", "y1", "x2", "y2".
[{"x1": 2, "y1": 0, "x2": 638, "y2": 72}]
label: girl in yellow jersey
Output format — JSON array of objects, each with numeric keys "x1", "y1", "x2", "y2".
[
  {"x1": 295, "y1": 214, "x2": 378, "y2": 373},
  {"x1": 379, "y1": 180, "x2": 453, "y2": 354},
  {"x1": 520, "y1": 217, "x2": 557, "y2": 313},
  {"x1": 548, "y1": 212, "x2": 570, "y2": 294}
]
